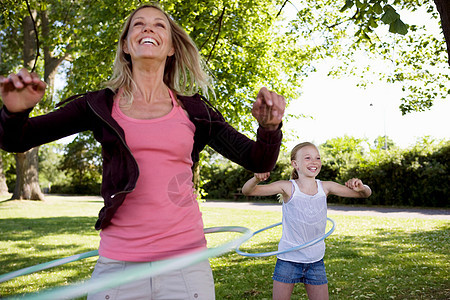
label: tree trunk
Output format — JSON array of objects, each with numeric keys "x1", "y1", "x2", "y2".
[
  {"x1": 23, "y1": 14, "x2": 36, "y2": 68},
  {"x1": 0, "y1": 156, "x2": 10, "y2": 196},
  {"x1": 42, "y1": 9, "x2": 63, "y2": 101},
  {"x1": 11, "y1": 11, "x2": 44, "y2": 201},
  {"x1": 434, "y1": 0, "x2": 450, "y2": 65},
  {"x1": 12, "y1": 148, "x2": 44, "y2": 200},
  {"x1": 11, "y1": 9, "x2": 68, "y2": 201}
]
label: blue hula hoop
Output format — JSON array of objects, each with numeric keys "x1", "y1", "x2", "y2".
[
  {"x1": 3, "y1": 225, "x2": 252, "y2": 300},
  {"x1": 0, "y1": 250, "x2": 99, "y2": 284},
  {"x1": 236, "y1": 217, "x2": 336, "y2": 257}
]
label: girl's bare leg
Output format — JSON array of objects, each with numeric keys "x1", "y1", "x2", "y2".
[
  {"x1": 273, "y1": 281, "x2": 295, "y2": 300},
  {"x1": 305, "y1": 283, "x2": 329, "y2": 300}
]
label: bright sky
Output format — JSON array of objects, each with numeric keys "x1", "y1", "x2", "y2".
[
  {"x1": 283, "y1": 68, "x2": 450, "y2": 149},
  {"x1": 282, "y1": 1, "x2": 449, "y2": 150}
]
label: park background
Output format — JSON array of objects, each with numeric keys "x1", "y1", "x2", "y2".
[
  {"x1": 0, "y1": 0, "x2": 449, "y2": 298},
  {"x1": 0, "y1": 0, "x2": 448, "y2": 207}
]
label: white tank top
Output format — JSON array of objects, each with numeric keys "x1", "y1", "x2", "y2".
[{"x1": 277, "y1": 179, "x2": 327, "y2": 263}]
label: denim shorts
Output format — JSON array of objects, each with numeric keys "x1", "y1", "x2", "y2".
[{"x1": 272, "y1": 258, "x2": 328, "y2": 285}]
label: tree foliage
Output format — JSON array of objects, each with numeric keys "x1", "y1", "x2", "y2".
[
  {"x1": 1, "y1": 0, "x2": 449, "y2": 197},
  {"x1": 59, "y1": 0, "x2": 311, "y2": 130},
  {"x1": 287, "y1": 0, "x2": 449, "y2": 114},
  {"x1": 59, "y1": 132, "x2": 102, "y2": 187}
]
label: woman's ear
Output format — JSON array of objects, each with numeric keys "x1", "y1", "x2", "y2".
[
  {"x1": 291, "y1": 160, "x2": 297, "y2": 168},
  {"x1": 168, "y1": 46, "x2": 175, "y2": 57},
  {"x1": 123, "y1": 40, "x2": 129, "y2": 54}
]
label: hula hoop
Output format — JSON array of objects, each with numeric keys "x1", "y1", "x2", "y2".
[
  {"x1": 236, "y1": 217, "x2": 336, "y2": 257},
  {"x1": 4, "y1": 226, "x2": 251, "y2": 300},
  {"x1": 0, "y1": 250, "x2": 99, "y2": 284}
]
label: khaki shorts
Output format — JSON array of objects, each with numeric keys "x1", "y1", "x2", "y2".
[{"x1": 87, "y1": 256, "x2": 215, "y2": 300}]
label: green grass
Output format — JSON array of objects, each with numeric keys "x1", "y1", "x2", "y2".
[{"x1": 0, "y1": 196, "x2": 448, "y2": 299}]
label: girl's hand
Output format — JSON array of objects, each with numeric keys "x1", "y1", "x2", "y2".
[
  {"x1": 0, "y1": 68, "x2": 46, "y2": 113},
  {"x1": 345, "y1": 178, "x2": 365, "y2": 192},
  {"x1": 255, "y1": 172, "x2": 270, "y2": 182},
  {"x1": 252, "y1": 87, "x2": 285, "y2": 131}
]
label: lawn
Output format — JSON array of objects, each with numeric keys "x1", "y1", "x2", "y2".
[{"x1": 0, "y1": 195, "x2": 448, "y2": 299}]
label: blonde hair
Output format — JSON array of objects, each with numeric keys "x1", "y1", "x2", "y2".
[
  {"x1": 290, "y1": 142, "x2": 318, "y2": 179},
  {"x1": 105, "y1": 3, "x2": 212, "y2": 102}
]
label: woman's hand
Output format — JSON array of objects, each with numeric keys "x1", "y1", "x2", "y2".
[
  {"x1": 0, "y1": 68, "x2": 46, "y2": 113},
  {"x1": 255, "y1": 172, "x2": 270, "y2": 182},
  {"x1": 251, "y1": 87, "x2": 285, "y2": 130}
]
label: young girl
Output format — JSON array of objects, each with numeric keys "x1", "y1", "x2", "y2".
[{"x1": 242, "y1": 142, "x2": 371, "y2": 300}]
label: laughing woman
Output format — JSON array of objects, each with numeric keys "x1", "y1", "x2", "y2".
[{"x1": 0, "y1": 3, "x2": 285, "y2": 300}]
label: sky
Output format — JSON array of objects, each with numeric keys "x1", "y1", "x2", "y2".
[
  {"x1": 283, "y1": 68, "x2": 450, "y2": 150},
  {"x1": 282, "y1": 1, "x2": 449, "y2": 150}
]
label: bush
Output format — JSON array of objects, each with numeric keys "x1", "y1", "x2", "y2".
[
  {"x1": 50, "y1": 182, "x2": 101, "y2": 195},
  {"x1": 335, "y1": 141, "x2": 449, "y2": 207},
  {"x1": 201, "y1": 140, "x2": 449, "y2": 208}
]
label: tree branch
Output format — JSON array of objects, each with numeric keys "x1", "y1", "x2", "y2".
[
  {"x1": 25, "y1": 0, "x2": 39, "y2": 73},
  {"x1": 276, "y1": 0, "x2": 290, "y2": 18},
  {"x1": 206, "y1": 6, "x2": 226, "y2": 62}
]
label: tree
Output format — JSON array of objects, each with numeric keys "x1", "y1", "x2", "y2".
[
  {"x1": 56, "y1": 0, "x2": 315, "y2": 191},
  {"x1": 373, "y1": 135, "x2": 395, "y2": 150},
  {"x1": 59, "y1": 132, "x2": 102, "y2": 193},
  {"x1": 319, "y1": 135, "x2": 368, "y2": 175},
  {"x1": 434, "y1": 0, "x2": 450, "y2": 65},
  {"x1": 287, "y1": 0, "x2": 450, "y2": 114},
  {"x1": 0, "y1": 153, "x2": 10, "y2": 195},
  {"x1": 38, "y1": 142, "x2": 68, "y2": 192},
  {"x1": 1, "y1": 0, "x2": 449, "y2": 197},
  {"x1": 0, "y1": 0, "x2": 92, "y2": 200}
]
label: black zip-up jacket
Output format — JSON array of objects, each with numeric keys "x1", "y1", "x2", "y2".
[{"x1": 0, "y1": 88, "x2": 282, "y2": 229}]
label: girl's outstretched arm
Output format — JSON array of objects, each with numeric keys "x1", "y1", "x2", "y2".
[
  {"x1": 323, "y1": 178, "x2": 371, "y2": 198},
  {"x1": 242, "y1": 173, "x2": 291, "y2": 201}
]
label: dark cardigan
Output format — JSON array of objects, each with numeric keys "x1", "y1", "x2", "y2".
[{"x1": 0, "y1": 88, "x2": 283, "y2": 229}]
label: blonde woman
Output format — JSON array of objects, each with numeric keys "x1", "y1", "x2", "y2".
[{"x1": 0, "y1": 4, "x2": 286, "y2": 299}]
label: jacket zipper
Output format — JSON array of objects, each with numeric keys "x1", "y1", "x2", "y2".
[{"x1": 86, "y1": 101, "x2": 139, "y2": 199}]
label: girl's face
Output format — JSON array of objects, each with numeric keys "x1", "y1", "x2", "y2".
[
  {"x1": 123, "y1": 7, "x2": 175, "y2": 63},
  {"x1": 292, "y1": 145, "x2": 322, "y2": 179}
]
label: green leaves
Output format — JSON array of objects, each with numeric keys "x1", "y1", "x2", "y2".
[
  {"x1": 380, "y1": 5, "x2": 400, "y2": 24},
  {"x1": 389, "y1": 18, "x2": 408, "y2": 35},
  {"x1": 340, "y1": 0, "x2": 354, "y2": 12},
  {"x1": 381, "y1": 5, "x2": 408, "y2": 35}
]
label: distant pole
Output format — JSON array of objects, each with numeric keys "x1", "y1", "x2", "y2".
[{"x1": 370, "y1": 102, "x2": 388, "y2": 150}]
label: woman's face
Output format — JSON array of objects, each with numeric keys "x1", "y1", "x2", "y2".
[{"x1": 123, "y1": 7, "x2": 175, "y2": 63}]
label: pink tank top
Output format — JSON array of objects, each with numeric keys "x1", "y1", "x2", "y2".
[{"x1": 99, "y1": 90, "x2": 206, "y2": 261}]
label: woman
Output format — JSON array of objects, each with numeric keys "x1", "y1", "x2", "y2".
[{"x1": 0, "y1": 4, "x2": 285, "y2": 299}]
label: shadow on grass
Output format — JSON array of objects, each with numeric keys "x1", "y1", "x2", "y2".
[
  {"x1": 1, "y1": 214, "x2": 448, "y2": 299},
  {"x1": 212, "y1": 224, "x2": 450, "y2": 299},
  {"x1": 0, "y1": 216, "x2": 98, "y2": 272}
]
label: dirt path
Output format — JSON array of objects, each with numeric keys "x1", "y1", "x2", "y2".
[{"x1": 200, "y1": 201, "x2": 450, "y2": 220}]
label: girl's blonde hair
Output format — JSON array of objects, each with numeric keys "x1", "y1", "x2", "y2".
[
  {"x1": 290, "y1": 142, "x2": 318, "y2": 179},
  {"x1": 105, "y1": 3, "x2": 212, "y2": 102}
]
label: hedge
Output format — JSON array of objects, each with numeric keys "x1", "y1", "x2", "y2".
[{"x1": 201, "y1": 142, "x2": 449, "y2": 208}]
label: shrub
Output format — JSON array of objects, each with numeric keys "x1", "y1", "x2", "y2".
[{"x1": 201, "y1": 139, "x2": 449, "y2": 208}]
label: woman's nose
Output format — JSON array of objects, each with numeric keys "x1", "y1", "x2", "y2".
[{"x1": 142, "y1": 24, "x2": 153, "y2": 33}]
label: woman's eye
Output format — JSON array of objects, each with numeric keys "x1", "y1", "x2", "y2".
[
  {"x1": 155, "y1": 22, "x2": 165, "y2": 28},
  {"x1": 133, "y1": 21, "x2": 144, "y2": 26}
]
